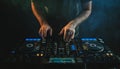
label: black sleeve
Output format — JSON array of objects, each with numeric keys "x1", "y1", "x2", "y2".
[
  {"x1": 80, "y1": 0, "x2": 92, "y2": 10},
  {"x1": 81, "y1": 0, "x2": 92, "y2": 3}
]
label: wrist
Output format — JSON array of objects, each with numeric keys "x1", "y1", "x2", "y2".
[
  {"x1": 68, "y1": 20, "x2": 77, "y2": 29},
  {"x1": 40, "y1": 20, "x2": 48, "y2": 26}
]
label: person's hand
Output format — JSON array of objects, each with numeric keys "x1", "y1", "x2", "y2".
[
  {"x1": 39, "y1": 22, "x2": 52, "y2": 39},
  {"x1": 59, "y1": 21, "x2": 76, "y2": 42}
]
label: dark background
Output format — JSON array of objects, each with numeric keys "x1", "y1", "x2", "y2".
[{"x1": 1, "y1": 0, "x2": 120, "y2": 57}]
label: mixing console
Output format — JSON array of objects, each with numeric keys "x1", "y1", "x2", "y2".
[{"x1": 7, "y1": 37, "x2": 120, "y2": 63}]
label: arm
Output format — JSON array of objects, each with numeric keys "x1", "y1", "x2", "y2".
[
  {"x1": 31, "y1": 0, "x2": 52, "y2": 39},
  {"x1": 60, "y1": 1, "x2": 92, "y2": 42},
  {"x1": 31, "y1": 0, "x2": 46, "y2": 26},
  {"x1": 69, "y1": 0, "x2": 92, "y2": 28}
]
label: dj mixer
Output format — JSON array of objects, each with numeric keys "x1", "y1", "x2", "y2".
[{"x1": 7, "y1": 37, "x2": 120, "y2": 64}]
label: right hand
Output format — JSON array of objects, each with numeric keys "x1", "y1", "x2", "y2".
[{"x1": 39, "y1": 23, "x2": 52, "y2": 39}]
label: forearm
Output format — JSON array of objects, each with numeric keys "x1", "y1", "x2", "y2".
[
  {"x1": 70, "y1": 9, "x2": 91, "y2": 28},
  {"x1": 69, "y1": 1, "x2": 92, "y2": 28},
  {"x1": 31, "y1": 0, "x2": 47, "y2": 26}
]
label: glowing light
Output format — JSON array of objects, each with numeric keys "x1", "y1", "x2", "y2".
[
  {"x1": 110, "y1": 53, "x2": 113, "y2": 56},
  {"x1": 81, "y1": 38, "x2": 97, "y2": 41},
  {"x1": 36, "y1": 54, "x2": 40, "y2": 56},
  {"x1": 106, "y1": 53, "x2": 109, "y2": 56},
  {"x1": 25, "y1": 38, "x2": 41, "y2": 41},
  {"x1": 40, "y1": 54, "x2": 44, "y2": 56},
  {"x1": 71, "y1": 44, "x2": 76, "y2": 51}
]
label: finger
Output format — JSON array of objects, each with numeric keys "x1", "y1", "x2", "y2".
[
  {"x1": 39, "y1": 29, "x2": 44, "y2": 39},
  {"x1": 43, "y1": 29, "x2": 47, "y2": 37},
  {"x1": 71, "y1": 30, "x2": 75, "y2": 39},
  {"x1": 63, "y1": 29, "x2": 67, "y2": 41},
  {"x1": 50, "y1": 28, "x2": 52, "y2": 36},
  {"x1": 39, "y1": 29, "x2": 42, "y2": 37},
  {"x1": 68, "y1": 34, "x2": 74, "y2": 42},
  {"x1": 71, "y1": 33, "x2": 74, "y2": 39},
  {"x1": 66, "y1": 35, "x2": 71, "y2": 42},
  {"x1": 66, "y1": 30, "x2": 74, "y2": 42},
  {"x1": 65, "y1": 35, "x2": 69, "y2": 42},
  {"x1": 41, "y1": 29, "x2": 45, "y2": 39},
  {"x1": 42, "y1": 30, "x2": 45, "y2": 39},
  {"x1": 59, "y1": 29, "x2": 64, "y2": 35},
  {"x1": 65, "y1": 31, "x2": 73, "y2": 42}
]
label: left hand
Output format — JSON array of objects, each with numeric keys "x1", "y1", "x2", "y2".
[{"x1": 59, "y1": 21, "x2": 76, "y2": 42}]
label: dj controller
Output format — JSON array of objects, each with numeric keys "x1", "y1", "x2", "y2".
[{"x1": 6, "y1": 37, "x2": 120, "y2": 64}]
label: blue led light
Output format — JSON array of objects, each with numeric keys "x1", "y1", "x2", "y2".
[
  {"x1": 89, "y1": 38, "x2": 93, "y2": 40},
  {"x1": 29, "y1": 38, "x2": 33, "y2": 41},
  {"x1": 81, "y1": 38, "x2": 97, "y2": 41},
  {"x1": 33, "y1": 38, "x2": 37, "y2": 41},
  {"x1": 86, "y1": 38, "x2": 89, "y2": 41},
  {"x1": 81, "y1": 38, "x2": 86, "y2": 41},
  {"x1": 36, "y1": 38, "x2": 41, "y2": 41},
  {"x1": 38, "y1": 38, "x2": 41, "y2": 40},
  {"x1": 25, "y1": 38, "x2": 41, "y2": 41},
  {"x1": 25, "y1": 38, "x2": 29, "y2": 41},
  {"x1": 93, "y1": 38, "x2": 97, "y2": 41},
  {"x1": 71, "y1": 44, "x2": 76, "y2": 51}
]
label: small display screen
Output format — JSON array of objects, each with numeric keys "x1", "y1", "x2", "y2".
[{"x1": 49, "y1": 58, "x2": 75, "y2": 63}]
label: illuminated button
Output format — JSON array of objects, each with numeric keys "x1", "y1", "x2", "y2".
[
  {"x1": 106, "y1": 53, "x2": 109, "y2": 56},
  {"x1": 25, "y1": 38, "x2": 41, "y2": 41},
  {"x1": 37, "y1": 38, "x2": 41, "y2": 41},
  {"x1": 25, "y1": 38, "x2": 29, "y2": 41},
  {"x1": 26, "y1": 38, "x2": 33, "y2": 41},
  {"x1": 33, "y1": 38, "x2": 41, "y2": 41},
  {"x1": 81, "y1": 38, "x2": 86, "y2": 41},
  {"x1": 36, "y1": 54, "x2": 40, "y2": 56},
  {"x1": 110, "y1": 53, "x2": 113, "y2": 56},
  {"x1": 33, "y1": 38, "x2": 38, "y2": 41},
  {"x1": 40, "y1": 54, "x2": 44, "y2": 56},
  {"x1": 86, "y1": 38, "x2": 89, "y2": 41},
  {"x1": 81, "y1": 38, "x2": 97, "y2": 41},
  {"x1": 71, "y1": 44, "x2": 76, "y2": 51},
  {"x1": 83, "y1": 45, "x2": 88, "y2": 50},
  {"x1": 93, "y1": 38, "x2": 97, "y2": 41}
]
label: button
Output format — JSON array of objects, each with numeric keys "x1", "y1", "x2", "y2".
[
  {"x1": 36, "y1": 54, "x2": 40, "y2": 56},
  {"x1": 40, "y1": 54, "x2": 44, "y2": 56},
  {"x1": 71, "y1": 44, "x2": 76, "y2": 51}
]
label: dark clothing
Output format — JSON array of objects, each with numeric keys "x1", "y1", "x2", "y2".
[{"x1": 33, "y1": 0, "x2": 91, "y2": 38}]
